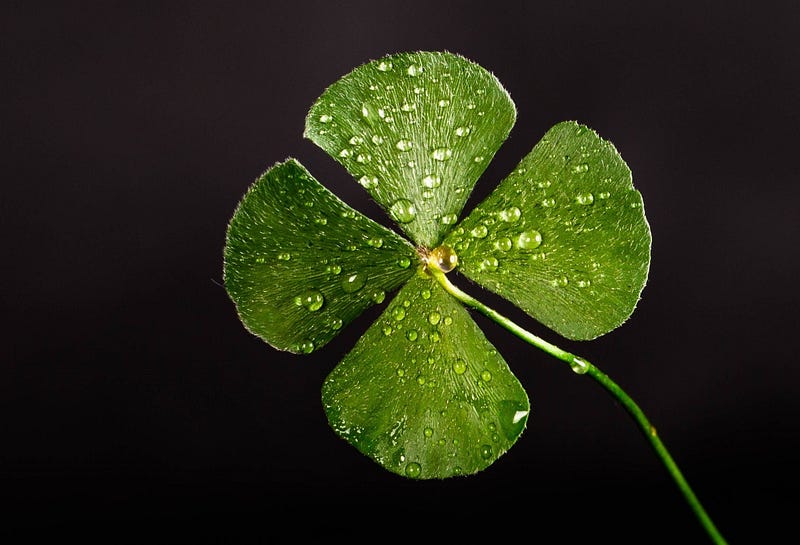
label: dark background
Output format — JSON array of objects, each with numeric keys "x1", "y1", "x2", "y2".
[{"x1": 3, "y1": 1, "x2": 798, "y2": 543}]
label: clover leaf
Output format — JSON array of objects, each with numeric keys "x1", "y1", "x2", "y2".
[{"x1": 223, "y1": 51, "x2": 650, "y2": 479}]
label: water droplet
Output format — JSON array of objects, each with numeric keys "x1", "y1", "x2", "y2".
[
  {"x1": 572, "y1": 163, "x2": 589, "y2": 174},
  {"x1": 598, "y1": 191, "x2": 611, "y2": 199},
  {"x1": 541, "y1": 198, "x2": 556, "y2": 207},
  {"x1": 516, "y1": 230, "x2": 542, "y2": 250},
  {"x1": 392, "y1": 307, "x2": 406, "y2": 321},
  {"x1": 480, "y1": 444, "x2": 493, "y2": 460},
  {"x1": 424, "y1": 427, "x2": 433, "y2": 438},
  {"x1": 366, "y1": 237, "x2": 384, "y2": 248},
  {"x1": 437, "y1": 99, "x2": 450, "y2": 107},
  {"x1": 349, "y1": 135, "x2": 363, "y2": 146},
  {"x1": 470, "y1": 225, "x2": 488, "y2": 238},
  {"x1": 571, "y1": 357, "x2": 589, "y2": 374},
  {"x1": 277, "y1": 252, "x2": 291, "y2": 261},
  {"x1": 400, "y1": 102, "x2": 416, "y2": 112},
  {"x1": 314, "y1": 217, "x2": 328, "y2": 226},
  {"x1": 295, "y1": 289, "x2": 324, "y2": 312},
  {"x1": 396, "y1": 367, "x2": 404, "y2": 376},
  {"x1": 403, "y1": 300, "x2": 411, "y2": 307},
  {"x1": 298, "y1": 340, "x2": 315, "y2": 354},
  {"x1": 405, "y1": 462, "x2": 421, "y2": 478},
  {"x1": 406, "y1": 330, "x2": 418, "y2": 341},
  {"x1": 397, "y1": 256, "x2": 411, "y2": 269},
  {"x1": 420, "y1": 289, "x2": 431, "y2": 300},
  {"x1": 421, "y1": 174, "x2": 441, "y2": 188},
  {"x1": 341, "y1": 273, "x2": 366, "y2": 293},
  {"x1": 440, "y1": 213, "x2": 457, "y2": 225},
  {"x1": 328, "y1": 317, "x2": 343, "y2": 330},
  {"x1": 371, "y1": 290, "x2": 386, "y2": 304},
  {"x1": 430, "y1": 330, "x2": 440, "y2": 342},
  {"x1": 455, "y1": 126, "x2": 471, "y2": 137},
  {"x1": 452, "y1": 359, "x2": 467, "y2": 375},
  {"x1": 358, "y1": 175, "x2": 378, "y2": 189},
  {"x1": 429, "y1": 245, "x2": 458, "y2": 272},
  {"x1": 396, "y1": 139, "x2": 413, "y2": 151},
  {"x1": 443, "y1": 316, "x2": 453, "y2": 326},
  {"x1": 494, "y1": 237, "x2": 512, "y2": 252},
  {"x1": 319, "y1": 114, "x2": 332, "y2": 123},
  {"x1": 377, "y1": 60, "x2": 393, "y2": 71},
  {"x1": 338, "y1": 148, "x2": 350, "y2": 158},
  {"x1": 431, "y1": 148, "x2": 452, "y2": 161},
  {"x1": 406, "y1": 64, "x2": 423, "y2": 76},
  {"x1": 371, "y1": 134, "x2": 384, "y2": 145},
  {"x1": 480, "y1": 257, "x2": 499, "y2": 272},
  {"x1": 428, "y1": 311, "x2": 441, "y2": 325},
  {"x1": 551, "y1": 276, "x2": 569, "y2": 287},
  {"x1": 389, "y1": 199, "x2": 417, "y2": 223},
  {"x1": 355, "y1": 153, "x2": 371, "y2": 164},
  {"x1": 480, "y1": 369, "x2": 493, "y2": 382},
  {"x1": 499, "y1": 207, "x2": 521, "y2": 222},
  {"x1": 498, "y1": 400, "x2": 529, "y2": 440},
  {"x1": 383, "y1": 325, "x2": 393, "y2": 336},
  {"x1": 576, "y1": 192, "x2": 594, "y2": 205},
  {"x1": 576, "y1": 279, "x2": 591, "y2": 288}
]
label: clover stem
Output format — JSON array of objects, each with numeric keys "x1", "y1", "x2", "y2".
[{"x1": 429, "y1": 267, "x2": 728, "y2": 545}]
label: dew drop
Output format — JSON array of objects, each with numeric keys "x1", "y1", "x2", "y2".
[
  {"x1": 276, "y1": 252, "x2": 291, "y2": 261},
  {"x1": 470, "y1": 224, "x2": 488, "y2": 238},
  {"x1": 516, "y1": 230, "x2": 542, "y2": 250},
  {"x1": 366, "y1": 237, "x2": 384, "y2": 248},
  {"x1": 424, "y1": 427, "x2": 433, "y2": 438},
  {"x1": 444, "y1": 316, "x2": 453, "y2": 326},
  {"x1": 429, "y1": 245, "x2": 458, "y2": 272},
  {"x1": 499, "y1": 207, "x2": 521, "y2": 222},
  {"x1": 371, "y1": 134, "x2": 384, "y2": 145},
  {"x1": 358, "y1": 175, "x2": 378, "y2": 189},
  {"x1": 383, "y1": 325, "x2": 393, "y2": 336},
  {"x1": 392, "y1": 307, "x2": 406, "y2": 321},
  {"x1": 598, "y1": 191, "x2": 611, "y2": 200},
  {"x1": 396, "y1": 367, "x2": 404, "y2": 376},
  {"x1": 428, "y1": 311, "x2": 441, "y2": 325},
  {"x1": 480, "y1": 257, "x2": 499, "y2": 272},
  {"x1": 572, "y1": 163, "x2": 589, "y2": 174},
  {"x1": 406, "y1": 330, "x2": 418, "y2": 341},
  {"x1": 454, "y1": 126, "x2": 471, "y2": 137},
  {"x1": 430, "y1": 330, "x2": 440, "y2": 343},
  {"x1": 440, "y1": 213, "x2": 457, "y2": 225},
  {"x1": 551, "y1": 276, "x2": 569, "y2": 287},
  {"x1": 494, "y1": 237, "x2": 512, "y2": 252},
  {"x1": 431, "y1": 148, "x2": 452, "y2": 161},
  {"x1": 400, "y1": 102, "x2": 416, "y2": 112},
  {"x1": 338, "y1": 148, "x2": 350, "y2": 158},
  {"x1": 377, "y1": 60, "x2": 393, "y2": 71},
  {"x1": 576, "y1": 192, "x2": 595, "y2": 205},
  {"x1": 371, "y1": 290, "x2": 386, "y2": 304},
  {"x1": 298, "y1": 340, "x2": 315, "y2": 354},
  {"x1": 420, "y1": 289, "x2": 431, "y2": 300},
  {"x1": 341, "y1": 273, "x2": 366, "y2": 293},
  {"x1": 397, "y1": 256, "x2": 411, "y2": 269},
  {"x1": 405, "y1": 462, "x2": 421, "y2": 478},
  {"x1": 396, "y1": 139, "x2": 413, "y2": 151},
  {"x1": 349, "y1": 135, "x2": 363, "y2": 146},
  {"x1": 437, "y1": 99, "x2": 450, "y2": 107},
  {"x1": 421, "y1": 174, "x2": 441, "y2": 188},
  {"x1": 571, "y1": 357, "x2": 589, "y2": 374},
  {"x1": 295, "y1": 289, "x2": 324, "y2": 312},
  {"x1": 319, "y1": 114, "x2": 332, "y2": 123},
  {"x1": 389, "y1": 199, "x2": 417, "y2": 223},
  {"x1": 328, "y1": 317, "x2": 343, "y2": 330},
  {"x1": 452, "y1": 358, "x2": 467, "y2": 375},
  {"x1": 480, "y1": 444, "x2": 493, "y2": 460},
  {"x1": 480, "y1": 369, "x2": 493, "y2": 382},
  {"x1": 406, "y1": 64, "x2": 423, "y2": 76},
  {"x1": 541, "y1": 198, "x2": 556, "y2": 207}
]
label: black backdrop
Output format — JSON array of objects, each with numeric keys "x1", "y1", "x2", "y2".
[{"x1": 4, "y1": 2, "x2": 798, "y2": 543}]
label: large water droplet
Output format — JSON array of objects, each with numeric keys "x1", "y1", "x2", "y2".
[
  {"x1": 428, "y1": 311, "x2": 441, "y2": 325},
  {"x1": 452, "y1": 358, "x2": 467, "y2": 375},
  {"x1": 480, "y1": 444, "x2": 493, "y2": 460},
  {"x1": 480, "y1": 256, "x2": 499, "y2": 272},
  {"x1": 371, "y1": 290, "x2": 386, "y2": 304},
  {"x1": 366, "y1": 237, "x2": 384, "y2": 248},
  {"x1": 358, "y1": 175, "x2": 378, "y2": 189},
  {"x1": 406, "y1": 64, "x2": 423, "y2": 76},
  {"x1": 499, "y1": 207, "x2": 521, "y2": 222},
  {"x1": 392, "y1": 307, "x2": 406, "y2": 321},
  {"x1": 421, "y1": 174, "x2": 441, "y2": 188},
  {"x1": 397, "y1": 256, "x2": 411, "y2": 269},
  {"x1": 319, "y1": 114, "x2": 332, "y2": 123},
  {"x1": 494, "y1": 237, "x2": 512, "y2": 252},
  {"x1": 516, "y1": 230, "x2": 542, "y2": 250},
  {"x1": 424, "y1": 427, "x2": 433, "y2": 438},
  {"x1": 341, "y1": 273, "x2": 366, "y2": 293},
  {"x1": 576, "y1": 192, "x2": 595, "y2": 205},
  {"x1": 440, "y1": 213, "x2": 457, "y2": 225},
  {"x1": 295, "y1": 289, "x2": 324, "y2": 312},
  {"x1": 405, "y1": 461, "x2": 421, "y2": 477},
  {"x1": 480, "y1": 369, "x2": 493, "y2": 382},
  {"x1": 406, "y1": 330, "x2": 418, "y2": 341},
  {"x1": 431, "y1": 148, "x2": 452, "y2": 161},
  {"x1": 430, "y1": 245, "x2": 458, "y2": 272},
  {"x1": 389, "y1": 199, "x2": 417, "y2": 223},
  {"x1": 498, "y1": 400, "x2": 529, "y2": 440},
  {"x1": 470, "y1": 225, "x2": 488, "y2": 238}
]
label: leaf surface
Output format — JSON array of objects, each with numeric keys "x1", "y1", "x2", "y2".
[
  {"x1": 305, "y1": 51, "x2": 516, "y2": 248},
  {"x1": 445, "y1": 121, "x2": 652, "y2": 340},
  {"x1": 322, "y1": 274, "x2": 530, "y2": 479},
  {"x1": 224, "y1": 159, "x2": 417, "y2": 353}
]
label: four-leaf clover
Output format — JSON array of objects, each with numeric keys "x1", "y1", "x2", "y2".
[{"x1": 223, "y1": 51, "x2": 651, "y2": 479}]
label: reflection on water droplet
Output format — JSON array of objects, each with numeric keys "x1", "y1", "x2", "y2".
[
  {"x1": 452, "y1": 359, "x2": 467, "y2": 375},
  {"x1": 598, "y1": 191, "x2": 611, "y2": 199},
  {"x1": 349, "y1": 135, "x2": 363, "y2": 146},
  {"x1": 390, "y1": 199, "x2": 417, "y2": 223},
  {"x1": 516, "y1": 230, "x2": 542, "y2": 250},
  {"x1": 405, "y1": 462, "x2": 421, "y2": 478},
  {"x1": 421, "y1": 174, "x2": 441, "y2": 188},
  {"x1": 338, "y1": 149, "x2": 350, "y2": 158},
  {"x1": 480, "y1": 444, "x2": 493, "y2": 460},
  {"x1": 400, "y1": 102, "x2": 416, "y2": 112},
  {"x1": 428, "y1": 311, "x2": 441, "y2": 325},
  {"x1": 551, "y1": 276, "x2": 569, "y2": 287},
  {"x1": 431, "y1": 148, "x2": 452, "y2": 161},
  {"x1": 437, "y1": 99, "x2": 450, "y2": 107},
  {"x1": 295, "y1": 289, "x2": 324, "y2": 312},
  {"x1": 576, "y1": 192, "x2": 594, "y2": 205},
  {"x1": 342, "y1": 273, "x2": 366, "y2": 293},
  {"x1": 470, "y1": 225, "x2": 488, "y2": 238}
]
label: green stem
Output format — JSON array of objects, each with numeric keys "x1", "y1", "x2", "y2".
[{"x1": 430, "y1": 268, "x2": 727, "y2": 545}]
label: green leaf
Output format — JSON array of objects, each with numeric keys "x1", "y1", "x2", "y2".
[
  {"x1": 223, "y1": 159, "x2": 417, "y2": 353},
  {"x1": 304, "y1": 51, "x2": 516, "y2": 249},
  {"x1": 445, "y1": 121, "x2": 652, "y2": 340},
  {"x1": 322, "y1": 274, "x2": 530, "y2": 479}
]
